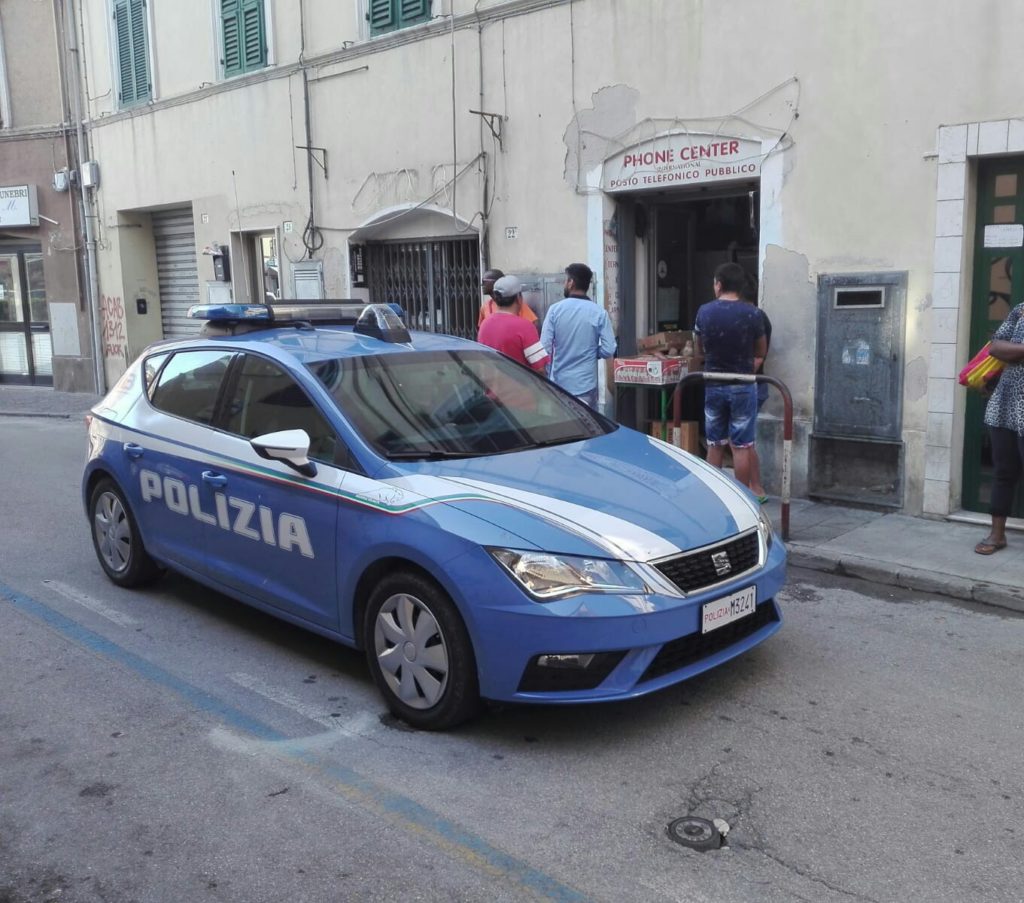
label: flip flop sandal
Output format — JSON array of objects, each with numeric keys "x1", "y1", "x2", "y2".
[
  {"x1": 756, "y1": 495, "x2": 770, "y2": 505},
  {"x1": 974, "y1": 540, "x2": 1007, "y2": 555}
]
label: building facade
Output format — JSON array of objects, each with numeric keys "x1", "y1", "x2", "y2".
[
  {"x1": 69, "y1": 0, "x2": 1024, "y2": 521},
  {"x1": 0, "y1": 0, "x2": 96, "y2": 392}
]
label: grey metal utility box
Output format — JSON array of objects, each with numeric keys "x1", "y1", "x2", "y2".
[{"x1": 810, "y1": 272, "x2": 907, "y2": 508}]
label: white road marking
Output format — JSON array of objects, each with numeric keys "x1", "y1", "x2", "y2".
[
  {"x1": 42, "y1": 579, "x2": 138, "y2": 629},
  {"x1": 229, "y1": 671, "x2": 377, "y2": 737}
]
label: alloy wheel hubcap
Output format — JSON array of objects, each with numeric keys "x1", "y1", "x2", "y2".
[
  {"x1": 94, "y1": 491, "x2": 131, "y2": 573},
  {"x1": 374, "y1": 593, "x2": 449, "y2": 710}
]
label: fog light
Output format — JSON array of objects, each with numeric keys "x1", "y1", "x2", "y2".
[{"x1": 537, "y1": 653, "x2": 596, "y2": 669}]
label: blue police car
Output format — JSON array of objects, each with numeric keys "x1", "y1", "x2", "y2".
[{"x1": 83, "y1": 303, "x2": 784, "y2": 729}]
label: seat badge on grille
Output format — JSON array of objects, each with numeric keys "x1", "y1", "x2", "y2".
[{"x1": 710, "y1": 551, "x2": 732, "y2": 576}]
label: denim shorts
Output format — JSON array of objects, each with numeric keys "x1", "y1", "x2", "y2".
[{"x1": 705, "y1": 383, "x2": 758, "y2": 447}]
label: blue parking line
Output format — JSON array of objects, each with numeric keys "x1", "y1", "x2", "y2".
[{"x1": 1, "y1": 580, "x2": 588, "y2": 903}]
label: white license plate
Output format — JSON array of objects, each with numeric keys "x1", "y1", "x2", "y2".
[{"x1": 701, "y1": 586, "x2": 757, "y2": 634}]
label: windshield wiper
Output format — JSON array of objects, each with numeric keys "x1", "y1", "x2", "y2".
[
  {"x1": 518, "y1": 435, "x2": 588, "y2": 451},
  {"x1": 385, "y1": 449, "x2": 478, "y2": 460}
]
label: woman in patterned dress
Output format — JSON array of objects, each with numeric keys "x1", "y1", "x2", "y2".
[{"x1": 976, "y1": 303, "x2": 1024, "y2": 554}]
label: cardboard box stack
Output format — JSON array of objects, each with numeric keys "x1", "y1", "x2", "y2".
[
  {"x1": 612, "y1": 330, "x2": 694, "y2": 387},
  {"x1": 649, "y1": 420, "x2": 700, "y2": 454}
]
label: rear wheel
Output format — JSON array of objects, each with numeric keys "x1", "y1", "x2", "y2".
[
  {"x1": 89, "y1": 478, "x2": 160, "y2": 588},
  {"x1": 364, "y1": 571, "x2": 480, "y2": 730}
]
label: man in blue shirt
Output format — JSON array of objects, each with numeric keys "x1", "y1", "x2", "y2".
[
  {"x1": 693, "y1": 262, "x2": 768, "y2": 494},
  {"x1": 541, "y1": 263, "x2": 616, "y2": 407}
]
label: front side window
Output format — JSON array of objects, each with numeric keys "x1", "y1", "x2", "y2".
[
  {"x1": 309, "y1": 349, "x2": 613, "y2": 460},
  {"x1": 150, "y1": 350, "x2": 233, "y2": 424},
  {"x1": 368, "y1": 0, "x2": 431, "y2": 37},
  {"x1": 112, "y1": 0, "x2": 151, "y2": 106},
  {"x1": 221, "y1": 0, "x2": 267, "y2": 77},
  {"x1": 224, "y1": 354, "x2": 342, "y2": 464}
]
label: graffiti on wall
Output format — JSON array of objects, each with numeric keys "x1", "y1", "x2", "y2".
[{"x1": 99, "y1": 294, "x2": 128, "y2": 362}]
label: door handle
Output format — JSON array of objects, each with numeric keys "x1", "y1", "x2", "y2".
[
  {"x1": 123, "y1": 442, "x2": 144, "y2": 459},
  {"x1": 202, "y1": 471, "x2": 228, "y2": 488}
]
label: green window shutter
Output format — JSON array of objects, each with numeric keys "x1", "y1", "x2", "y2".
[
  {"x1": 240, "y1": 0, "x2": 266, "y2": 71},
  {"x1": 113, "y1": 0, "x2": 135, "y2": 105},
  {"x1": 129, "y1": 0, "x2": 150, "y2": 101},
  {"x1": 113, "y1": 0, "x2": 150, "y2": 106},
  {"x1": 368, "y1": 0, "x2": 394, "y2": 35},
  {"x1": 221, "y1": 0, "x2": 243, "y2": 76},
  {"x1": 398, "y1": 0, "x2": 430, "y2": 27}
]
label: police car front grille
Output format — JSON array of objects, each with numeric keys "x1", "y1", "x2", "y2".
[
  {"x1": 655, "y1": 531, "x2": 759, "y2": 594},
  {"x1": 639, "y1": 600, "x2": 779, "y2": 683}
]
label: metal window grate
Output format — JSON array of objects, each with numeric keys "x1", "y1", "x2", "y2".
[
  {"x1": 655, "y1": 531, "x2": 760, "y2": 594},
  {"x1": 366, "y1": 238, "x2": 480, "y2": 339}
]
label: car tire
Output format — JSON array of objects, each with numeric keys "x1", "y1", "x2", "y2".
[
  {"x1": 89, "y1": 478, "x2": 161, "y2": 588},
  {"x1": 364, "y1": 571, "x2": 480, "y2": 730}
]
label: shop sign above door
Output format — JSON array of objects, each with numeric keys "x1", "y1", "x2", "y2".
[
  {"x1": 0, "y1": 185, "x2": 39, "y2": 227},
  {"x1": 602, "y1": 134, "x2": 762, "y2": 193}
]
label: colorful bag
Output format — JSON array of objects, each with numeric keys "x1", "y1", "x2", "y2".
[{"x1": 958, "y1": 343, "x2": 1005, "y2": 391}]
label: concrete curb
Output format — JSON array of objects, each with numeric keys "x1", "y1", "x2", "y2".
[{"x1": 787, "y1": 545, "x2": 1024, "y2": 616}]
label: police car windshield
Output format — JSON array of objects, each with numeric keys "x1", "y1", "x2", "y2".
[{"x1": 308, "y1": 349, "x2": 613, "y2": 460}]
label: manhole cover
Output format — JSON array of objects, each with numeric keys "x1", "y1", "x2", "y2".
[{"x1": 667, "y1": 816, "x2": 721, "y2": 851}]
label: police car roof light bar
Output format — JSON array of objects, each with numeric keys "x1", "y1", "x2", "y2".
[
  {"x1": 353, "y1": 303, "x2": 412, "y2": 344},
  {"x1": 187, "y1": 303, "x2": 273, "y2": 322}
]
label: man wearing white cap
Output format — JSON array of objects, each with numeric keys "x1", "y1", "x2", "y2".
[{"x1": 477, "y1": 275, "x2": 550, "y2": 372}]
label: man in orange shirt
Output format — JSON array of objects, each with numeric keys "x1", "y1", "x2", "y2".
[{"x1": 478, "y1": 268, "x2": 538, "y2": 328}]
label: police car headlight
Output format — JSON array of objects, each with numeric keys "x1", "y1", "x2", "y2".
[
  {"x1": 489, "y1": 549, "x2": 648, "y2": 600},
  {"x1": 757, "y1": 508, "x2": 774, "y2": 551}
]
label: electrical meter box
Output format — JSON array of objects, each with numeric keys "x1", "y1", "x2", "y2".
[{"x1": 810, "y1": 271, "x2": 907, "y2": 508}]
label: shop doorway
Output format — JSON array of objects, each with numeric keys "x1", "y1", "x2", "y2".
[
  {"x1": 646, "y1": 190, "x2": 759, "y2": 334},
  {"x1": 962, "y1": 157, "x2": 1024, "y2": 517},
  {"x1": 0, "y1": 243, "x2": 52, "y2": 385},
  {"x1": 626, "y1": 189, "x2": 760, "y2": 433}
]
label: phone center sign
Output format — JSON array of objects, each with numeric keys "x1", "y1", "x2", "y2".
[{"x1": 603, "y1": 134, "x2": 762, "y2": 193}]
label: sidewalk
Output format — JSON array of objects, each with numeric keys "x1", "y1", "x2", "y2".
[
  {"x1": 767, "y1": 497, "x2": 1024, "y2": 615},
  {"x1": 0, "y1": 385, "x2": 100, "y2": 419},
  {"x1": 2, "y1": 384, "x2": 1022, "y2": 615}
]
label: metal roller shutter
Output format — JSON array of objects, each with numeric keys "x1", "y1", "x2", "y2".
[{"x1": 152, "y1": 207, "x2": 200, "y2": 338}]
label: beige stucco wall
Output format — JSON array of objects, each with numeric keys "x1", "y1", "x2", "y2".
[
  {"x1": 74, "y1": 0, "x2": 1024, "y2": 514},
  {"x1": 1, "y1": 0, "x2": 63, "y2": 127}
]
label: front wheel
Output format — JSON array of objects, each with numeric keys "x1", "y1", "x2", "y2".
[
  {"x1": 89, "y1": 478, "x2": 160, "y2": 588},
  {"x1": 364, "y1": 571, "x2": 480, "y2": 730}
]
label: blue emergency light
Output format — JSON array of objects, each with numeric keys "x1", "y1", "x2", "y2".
[{"x1": 186, "y1": 301, "x2": 411, "y2": 342}]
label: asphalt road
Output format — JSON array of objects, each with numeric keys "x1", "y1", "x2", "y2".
[{"x1": 1, "y1": 416, "x2": 1023, "y2": 903}]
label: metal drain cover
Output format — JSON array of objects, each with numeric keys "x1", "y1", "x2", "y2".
[{"x1": 667, "y1": 816, "x2": 721, "y2": 851}]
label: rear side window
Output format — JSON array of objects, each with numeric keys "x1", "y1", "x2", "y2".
[
  {"x1": 150, "y1": 350, "x2": 234, "y2": 425},
  {"x1": 223, "y1": 354, "x2": 343, "y2": 465},
  {"x1": 143, "y1": 352, "x2": 170, "y2": 399}
]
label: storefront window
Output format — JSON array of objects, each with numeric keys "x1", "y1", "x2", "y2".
[
  {"x1": 25, "y1": 254, "x2": 47, "y2": 322},
  {"x1": 0, "y1": 255, "x2": 23, "y2": 323}
]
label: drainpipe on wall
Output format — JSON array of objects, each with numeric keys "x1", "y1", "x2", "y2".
[{"x1": 63, "y1": 0, "x2": 104, "y2": 394}]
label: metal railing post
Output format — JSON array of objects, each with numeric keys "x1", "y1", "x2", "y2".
[{"x1": 670, "y1": 371, "x2": 794, "y2": 541}]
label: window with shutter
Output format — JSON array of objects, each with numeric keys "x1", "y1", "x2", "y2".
[
  {"x1": 369, "y1": 0, "x2": 431, "y2": 36},
  {"x1": 113, "y1": 0, "x2": 150, "y2": 106},
  {"x1": 221, "y1": 0, "x2": 266, "y2": 77}
]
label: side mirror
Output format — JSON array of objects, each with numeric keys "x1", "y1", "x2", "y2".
[{"x1": 250, "y1": 429, "x2": 318, "y2": 477}]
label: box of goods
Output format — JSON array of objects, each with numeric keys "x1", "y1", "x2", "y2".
[
  {"x1": 649, "y1": 420, "x2": 700, "y2": 454},
  {"x1": 636, "y1": 330, "x2": 693, "y2": 356},
  {"x1": 613, "y1": 356, "x2": 687, "y2": 386}
]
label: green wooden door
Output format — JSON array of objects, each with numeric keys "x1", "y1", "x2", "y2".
[{"x1": 962, "y1": 158, "x2": 1024, "y2": 516}]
